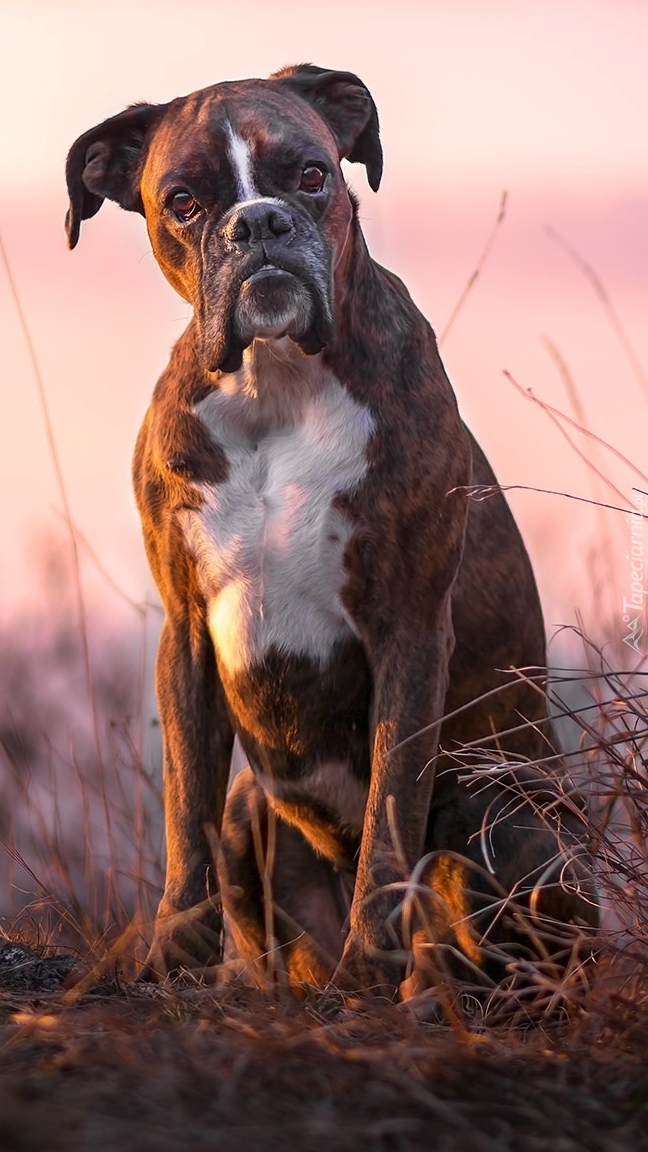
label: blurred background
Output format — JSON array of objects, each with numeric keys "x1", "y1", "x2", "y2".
[{"x1": 0, "y1": 0, "x2": 646, "y2": 935}]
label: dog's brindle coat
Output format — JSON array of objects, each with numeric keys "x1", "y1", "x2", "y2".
[{"x1": 66, "y1": 66, "x2": 597, "y2": 994}]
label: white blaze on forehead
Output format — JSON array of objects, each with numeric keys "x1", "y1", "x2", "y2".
[{"x1": 226, "y1": 123, "x2": 258, "y2": 200}]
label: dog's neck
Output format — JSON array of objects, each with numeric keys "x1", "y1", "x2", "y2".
[{"x1": 212, "y1": 336, "x2": 333, "y2": 437}]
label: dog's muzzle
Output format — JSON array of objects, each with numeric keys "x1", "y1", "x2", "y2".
[{"x1": 196, "y1": 198, "x2": 334, "y2": 374}]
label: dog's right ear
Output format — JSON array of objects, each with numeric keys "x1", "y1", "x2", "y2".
[{"x1": 65, "y1": 102, "x2": 165, "y2": 249}]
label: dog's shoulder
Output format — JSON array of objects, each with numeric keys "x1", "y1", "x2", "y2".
[{"x1": 132, "y1": 324, "x2": 227, "y2": 525}]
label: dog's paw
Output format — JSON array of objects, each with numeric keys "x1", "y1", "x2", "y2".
[
  {"x1": 139, "y1": 901, "x2": 224, "y2": 982},
  {"x1": 331, "y1": 933, "x2": 402, "y2": 999}
]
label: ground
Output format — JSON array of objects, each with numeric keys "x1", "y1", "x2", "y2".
[
  {"x1": 0, "y1": 942, "x2": 647, "y2": 1152},
  {"x1": 1, "y1": 623, "x2": 646, "y2": 1150}
]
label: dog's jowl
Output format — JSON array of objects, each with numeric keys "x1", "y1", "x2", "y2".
[{"x1": 66, "y1": 65, "x2": 598, "y2": 995}]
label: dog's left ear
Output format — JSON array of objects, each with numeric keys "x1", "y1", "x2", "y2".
[
  {"x1": 271, "y1": 64, "x2": 383, "y2": 191},
  {"x1": 65, "y1": 102, "x2": 165, "y2": 249}
]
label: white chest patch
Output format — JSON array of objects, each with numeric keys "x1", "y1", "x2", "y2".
[{"x1": 181, "y1": 373, "x2": 375, "y2": 676}]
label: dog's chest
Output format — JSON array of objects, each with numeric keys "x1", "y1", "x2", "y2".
[{"x1": 181, "y1": 375, "x2": 374, "y2": 675}]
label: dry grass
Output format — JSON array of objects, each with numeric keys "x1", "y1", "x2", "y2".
[
  {"x1": 0, "y1": 950, "x2": 646, "y2": 1150},
  {"x1": 0, "y1": 619, "x2": 647, "y2": 1151}
]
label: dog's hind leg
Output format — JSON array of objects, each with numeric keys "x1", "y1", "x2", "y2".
[
  {"x1": 219, "y1": 768, "x2": 350, "y2": 989},
  {"x1": 400, "y1": 766, "x2": 599, "y2": 998}
]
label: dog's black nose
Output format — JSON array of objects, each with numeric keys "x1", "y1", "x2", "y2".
[{"x1": 225, "y1": 201, "x2": 294, "y2": 248}]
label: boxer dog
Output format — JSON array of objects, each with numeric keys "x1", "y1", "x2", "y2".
[{"x1": 65, "y1": 65, "x2": 597, "y2": 995}]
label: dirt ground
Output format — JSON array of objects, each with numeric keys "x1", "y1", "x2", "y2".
[{"x1": 0, "y1": 942, "x2": 647, "y2": 1152}]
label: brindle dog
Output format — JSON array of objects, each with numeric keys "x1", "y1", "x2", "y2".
[{"x1": 66, "y1": 65, "x2": 598, "y2": 995}]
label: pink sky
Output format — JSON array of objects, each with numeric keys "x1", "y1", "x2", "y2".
[{"x1": 1, "y1": 0, "x2": 647, "y2": 658}]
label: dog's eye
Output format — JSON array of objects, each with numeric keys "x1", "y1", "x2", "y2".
[
  {"x1": 299, "y1": 166, "x2": 326, "y2": 194},
  {"x1": 169, "y1": 191, "x2": 200, "y2": 221}
]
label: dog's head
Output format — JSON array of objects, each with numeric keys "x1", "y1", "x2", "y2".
[{"x1": 66, "y1": 65, "x2": 382, "y2": 373}]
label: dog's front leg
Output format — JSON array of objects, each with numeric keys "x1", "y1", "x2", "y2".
[
  {"x1": 333, "y1": 598, "x2": 454, "y2": 997},
  {"x1": 142, "y1": 613, "x2": 234, "y2": 979}
]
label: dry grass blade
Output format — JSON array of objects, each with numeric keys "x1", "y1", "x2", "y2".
[
  {"x1": 439, "y1": 190, "x2": 507, "y2": 344},
  {"x1": 545, "y1": 225, "x2": 648, "y2": 402},
  {"x1": 504, "y1": 370, "x2": 648, "y2": 503},
  {"x1": 0, "y1": 228, "x2": 120, "y2": 879}
]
